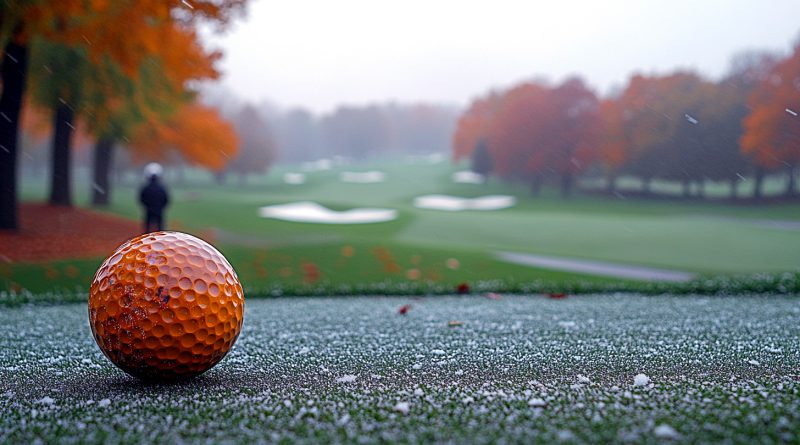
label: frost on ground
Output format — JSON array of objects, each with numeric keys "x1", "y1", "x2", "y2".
[{"x1": 1, "y1": 295, "x2": 799, "y2": 444}]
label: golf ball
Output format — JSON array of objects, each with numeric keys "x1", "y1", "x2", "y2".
[{"x1": 88, "y1": 231, "x2": 244, "y2": 381}]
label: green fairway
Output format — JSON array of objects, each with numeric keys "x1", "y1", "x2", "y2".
[
  {"x1": 9, "y1": 159, "x2": 800, "y2": 296},
  {"x1": 1, "y1": 295, "x2": 798, "y2": 443}
]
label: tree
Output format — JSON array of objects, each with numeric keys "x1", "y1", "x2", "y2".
[
  {"x1": 597, "y1": 98, "x2": 628, "y2": 193},
  {"x1": 615, "y1": 72, "x2": 716, "y2": 196},
  {"x1": 452, "y1": 93, "x2": 500, "y2": 163},
  {"x1": 486, "y1": 78, "x2": 599, "y2": 196},
  {"x1": 0, "y1": 29, "x2": 28, "y2": 229},
  {"x1": 0, "y1": 0, "x2": 247, "y2": 228},
  {"x1": 273, "y1": 108, "x2": 320, "y2": 163},
  {"x1": 129, "y1": 102, "x2": 238, "y2": 172},
  {"x1": 81, "y1": 23, "x2": 222, "y2": 206},
  {"x1": 225, "y1": 104, "x2": 276, "y2": 183},
  {"x1": 741, "y1": 43, "x2": 800, "y2": 198},
  {"x1": 321, "y1": 106, "x2": 388, "y2": 159},
  {"x1": 470, "y1": 139, "x2": 492, "y2": 181}
]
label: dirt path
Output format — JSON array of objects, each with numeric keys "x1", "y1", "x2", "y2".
[
  {"x1": 0, "y1": 204, "x2": 140, "y2": 262},
  {"x1": 496, "y1": 251, "x2": 694, "y2": 282}
]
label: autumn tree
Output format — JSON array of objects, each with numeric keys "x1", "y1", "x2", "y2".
[
  {"x1": 486, "y1": 78, "x2": 599, "y2": 196},
  {"x1": 613, "y1": 72, "x2": 717, "y2": 195},
  {"x1": 452, "y1": 93, "x2": 500, "y2": 163},
  {"x1": 0, "y1": 0, "x2": 246, "y2": 228},
  {"x1": 130, "y1": 102, "x2": 238, "y2": 172},
  {"x1": 741, "y1": 43, "x2": 800, "y2": 198},
  {"x1": 80, "y1": 23, "x2": 222, "y2": 206},
  {"x1": 597, "y1": 97, "x2": 628, "y2": 193},
  {"x1": 470, "y1": 139, "x2": 492, "y2": 181}
]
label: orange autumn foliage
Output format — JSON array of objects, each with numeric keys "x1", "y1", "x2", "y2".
[
  {"x1": 451, "y1": 93, "x2": 500, "y2": 162},
  {"x1": 130, "y1": 103, "x2": 238, "y2": 171},
  {"x1": 741, "y1": 44, "x2": 800, "y2": 171},
  {"x1": 7, "y1": 0, "x2": 245, "y2": 77}
]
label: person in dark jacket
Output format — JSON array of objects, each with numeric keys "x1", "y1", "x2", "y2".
[{"x1": 139, "y1": 163, "x2": 169, "y2": 233}]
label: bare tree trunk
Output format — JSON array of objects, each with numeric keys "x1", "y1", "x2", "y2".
[
  {"x1": 91, "y1": 138, "x2": 114, "y2": 207},
  {"x1": 530, "y1": 175, "x2": 542, "y2": 196},
  {"x1": 786, "y1": 165, "x2": 797, "y2": 198},
  {"x1": 560, "y1": 173, "x2": 573, "y2": 198},
  {"x1": 49, "y1": 104, "x2": 74, "y2": 206},
  {"x1": 753, "y1": 167, "x2": 765, "y2": 200},
  {"x1": 606, "y1": 173, "x2": 617, "y2": 194},
  {"x1": 0, "y1": 38, "x2": 28, "y2": 230}
]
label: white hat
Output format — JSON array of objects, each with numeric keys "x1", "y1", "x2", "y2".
[{"x1": 144, "y1": 162, "x2": 163, "y2": 178}]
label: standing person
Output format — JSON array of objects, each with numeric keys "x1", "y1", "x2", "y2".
[{"x1": 139, "y1": 163, "x2": 170, "y2": 233}]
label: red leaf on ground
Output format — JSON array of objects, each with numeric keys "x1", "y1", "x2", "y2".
[
  {"x1": 0, "y1": 204, "x2": 140, "y2": 262},
  {"x1": 546, "y1": 293, "x2": 568, "y2": 299},
  {"x1": 398, "y1": 304, "x2": 411, "y2": 315},
  {"x1": 456, "y1": 282, "x2": 470, "y2": 294}
]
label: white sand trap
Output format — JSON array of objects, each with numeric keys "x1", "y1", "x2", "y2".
[
  {"x1": 452, "y1": 171, "x2": 485, "y2": 184},
  {"x1": 340, "y1": 171, "x2": 386, "y2": 183},
  {"x1": 301, "y1": 159, "x2": 333, "y2": 172},
  {"x1": 259, "y1": 201, "x2": 397, "y2": 224},
  {"x1": 283, "y1": 173, "x2": 306, "y2": 184},
  {"x1": 414, "y1": 194, "x2": 516, "y2": 211}
]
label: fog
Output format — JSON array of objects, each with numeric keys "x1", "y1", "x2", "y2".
[{"x1": 208, "y1": 0, "x2": 800, "y2": 113}]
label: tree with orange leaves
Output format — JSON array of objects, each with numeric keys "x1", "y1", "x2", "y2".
[
  {"x1": 80, "y1": 23, "x2": 222, "y2": 206},
  {"x1": 129, "y1": 102, "x2": 238, "y2": 172},
  {"x1": 486, "y1": 78, "x2": 599, "y2": 196},
  {"x1": 451, "y1": 93, "x2": 501, "y2": 164},
  {"x1": 613, "y1": 72, "x2": 717, "y2": 195},
  {"x1": 741, "y1": 43, "x2": 800, "y2": 198},
  {"x1": 0, "y1": 0, "x2": 247, "y2": 228},
  {"x1": 597, "y1": 98, "x2": 628, "y2": 193}
]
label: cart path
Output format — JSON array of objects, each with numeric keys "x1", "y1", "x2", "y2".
[{"x1": 495, "y1": 251, "x2": 695, "y2": 282}]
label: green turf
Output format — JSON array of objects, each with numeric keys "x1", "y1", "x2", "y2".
[
  {"x1": 9, "y1": 159, "x2": 800, "y2": 296},
  {"x1": 1, "y1": 295, "x2": 798, "y2": 443}
]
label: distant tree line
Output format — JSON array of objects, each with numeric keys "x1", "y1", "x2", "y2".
[
  {"x1": 266, "y1": 103, "x2": 459, "y2": 163},
  {"x1": 453, "y1": 45, "x2": 800, "y2": 200}
]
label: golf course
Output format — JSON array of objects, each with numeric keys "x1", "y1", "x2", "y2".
[
  {"x1": 3, "y1": 158, "x2": 800, "y2": 301},
  {"x1": 2, "y1": 159, "x2": 799, "y2": 444}
]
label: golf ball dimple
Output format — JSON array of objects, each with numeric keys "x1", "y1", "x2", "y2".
[{"x1": 88, "y1": 231, "x2": 244, "y2": 381}]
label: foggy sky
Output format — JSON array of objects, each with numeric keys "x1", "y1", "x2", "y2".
[{"x1": 206, "y1": 0, "x2": 799, "y2": 113}]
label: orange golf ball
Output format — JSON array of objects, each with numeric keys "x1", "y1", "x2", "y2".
[{"x1": 88, "y1": 231, "x2": 244, "y2": 381}]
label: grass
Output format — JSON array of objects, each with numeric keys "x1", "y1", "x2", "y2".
[
  {"x1": 1, "y1": 294, "x2": 798, "y2": 443},
  {"x1": 7, "y1": 158, "x2": 800, "y2": 298}
]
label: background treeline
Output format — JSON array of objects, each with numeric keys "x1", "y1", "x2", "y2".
[{"x1": 453, "y1": 47, "x2": 800, "y2": 200}]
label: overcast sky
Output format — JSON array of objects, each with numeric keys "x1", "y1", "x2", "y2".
[{"x1": 205, "y1": 0, "x2": 799, "y2": 114}]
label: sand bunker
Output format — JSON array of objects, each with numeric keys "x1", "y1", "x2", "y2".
[
  {"x1": 301, "y1": 159, "x2": 334, "y2": 172},
  {"x1": 340, "y1": 171, "x2": 386, "y2": 183},
  {"x1": 259, "y1": 201, "x2": 397, "y2": 224},
  {"x1": 452, "y1": 171, "x2": 485, "y2": 184},
  {"x1": 414, "y1": 195, "x2": 516, "y2": 211},
  {"x1": 283, "y1": 173, "x2": 306, "y2": 184}
]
